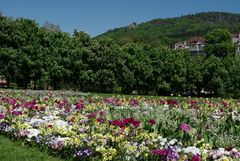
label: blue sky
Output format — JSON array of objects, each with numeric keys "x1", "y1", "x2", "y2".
[{"x1": 1, "y1": 0, "x2": 240, "y2": 36}]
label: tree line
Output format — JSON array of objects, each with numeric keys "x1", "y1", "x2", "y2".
[
  {"x1": 0, "y1": 15, "x2": 240, "y2": 97},
  {"x1": 100, "y1": 12, "x2": 240, "y2": 47}
]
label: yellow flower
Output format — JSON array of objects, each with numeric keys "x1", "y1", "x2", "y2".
[{"x1": 144, "y1": 153, "x2": 148, "y2": 158}]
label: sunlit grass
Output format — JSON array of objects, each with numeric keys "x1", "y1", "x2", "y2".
[{"x1": 0, "y1": 135, "x2": 66, "y2": 161}]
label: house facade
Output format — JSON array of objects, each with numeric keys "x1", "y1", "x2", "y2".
[
  {"x1": 174, "y1": 33, "x2": 240, "y2": 54},
  {"x1": 174, "y1": 37, "x2": 205, "y2": 54}
]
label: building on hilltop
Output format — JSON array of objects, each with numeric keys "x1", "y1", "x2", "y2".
[
  {"x1": 174, "y1": 34, "x2": 240, "y2": 54},
  {"x1": 129, "y1": 22, "x2": 137, "y2": 29},
  {"x1": 174, "y1": 37, "x2": 205, "y2": 55},
  {"x1": 232, "y1": 32, "x2": 240, "y2": 53},
  {"x1": 187, "y1": 37, "x2": 205, "y2": 54},
  {"x1": 174, "y1": 41, "x2": 187, "y2": 49}
]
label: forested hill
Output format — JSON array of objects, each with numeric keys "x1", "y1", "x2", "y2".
[{"x1": 98, "y1": 12, "x2": 240, "y2": 46}]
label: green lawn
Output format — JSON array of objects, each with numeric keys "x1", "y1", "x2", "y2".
[{"x1": 0, "y1": 135, "x2": 65, "y2": 161}]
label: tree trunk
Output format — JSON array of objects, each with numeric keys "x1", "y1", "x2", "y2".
[{"x1": 34, "y1": 80, "x2": 37, "y2": 90}]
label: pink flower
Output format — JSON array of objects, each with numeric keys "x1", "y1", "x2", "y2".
[{"x1": 180, "y1": 123, "x2": 191, "y2": 132}]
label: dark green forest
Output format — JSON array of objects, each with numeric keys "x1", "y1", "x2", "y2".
[
  {"x1": 1, "y1": 12, "x2": 240, "y2": 97},
  {"x1": 99, "y1": 12, "x2": 240, "y2": 47}
]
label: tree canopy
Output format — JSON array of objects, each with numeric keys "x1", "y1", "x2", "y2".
[
  {"x1": 1, "y1": 14, "x2": 240, "y2": 98},
  {"x1": 98, "y1": 12, "x2": 240, "y2": 47},
  {"x1": 205, "y1": 29, "x2": 236, "y2": 57}
]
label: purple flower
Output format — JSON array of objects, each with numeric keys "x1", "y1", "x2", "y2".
[
  {"x1": 180, "y1": 123, "x2": 191, "y2": 132},
  {"x1": 74, "y1": 149, "x2": 92, "y2": 157}
]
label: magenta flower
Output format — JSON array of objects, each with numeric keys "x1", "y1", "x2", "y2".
[
  {"x1": 0, "y1": 113, "x2": 5, "y2": 119},
  {"x1": 180, "y1": 123, "x2": 191, "y2": 132}
]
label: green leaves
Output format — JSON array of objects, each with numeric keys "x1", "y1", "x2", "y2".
[
  {"x1": 1, "y1": 14, "x2": 240, "y2": 97},
  {"x1": 205, "y1": 29, "x2": 236, "y2": 57}
]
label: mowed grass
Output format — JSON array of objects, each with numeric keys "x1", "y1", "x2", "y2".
[{"x1": 0, "y1": 135, "x2": 66, "y2": 161}]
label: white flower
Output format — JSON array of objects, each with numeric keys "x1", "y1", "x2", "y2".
[
  {"x1": 29, "y1": 118, "x2": 45, "y2": 126},
  {"x1": 163, "y1": 104, "x2": 169, "y2": 108},
  {"x1": 212, "y1": 154, "x2": 217, "y2": 159},
  {"x1": 232, "y1": 148, "x2": 238, "y2": 153},
  {"x1": 162, "y1": 138, "x2": 167, "y2": 143},
  {"x1": 169, "y1": 139, "x2": 177, "y2": 145},
  {"x1": 157, "y1": 136, "x2": 163, "y2": 140},
  {"x1": 27, "y1": 128, "x2": 40, "y2": 138},
  {"x1": 183, "y1": 146, "x2": 201, "y2": 155},
  {"x1": 232, "y1": 110, "x2": 239, "y2": 121},
  {"x1": 43, "y1": 115, "x2": 56, "y2": 121},
  {"x1": 54, "y1": 120, "x2": 68, "y2": 129},
  {"x1": 160, "y1": 142, "x2": 165, "y2": 146}
]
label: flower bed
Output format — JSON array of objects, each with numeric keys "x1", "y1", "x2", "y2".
[{"x1": 0, "y1": 90, "x2": 240, "y2": 160}]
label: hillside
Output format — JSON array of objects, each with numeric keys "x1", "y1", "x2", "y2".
[{"x1": 98, "y1": 12, "x2": 240, "y2": 47}]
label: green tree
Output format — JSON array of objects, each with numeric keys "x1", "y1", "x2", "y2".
[
  {"x1": 0, "y1": 47, "x2": 18, "y2": 87},
  {"x1": 69, "y1": 31, "x2": 93, "y2": 91},
  {"x1": 202, "y1": 55, "x2": 229, "y2": 96},
  {"x1": 122, "y1": 43, "x2": 153, "y2": 94},
  {"x1": 205, "y1": 29, "x2": 236, "y2": 57},
  {"x1": 186, "y1": 55, "x2": 204, "y2": 95},
  {"x1": 223, "y1": 56, "x2": 240, "y2": 98}
]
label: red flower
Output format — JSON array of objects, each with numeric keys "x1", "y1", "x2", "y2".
[
  {"x1": 123, "y1": 117, "x2": 134, "y2": 124},
  {"x1": 149, "y1": 119, "x2": 156, "y2": 125},
  {"x1": 111, "y1": 118, "x2": 140, "y2": 128},
  {"x1": 225, "y1": 146, "x2": 233, "y2": 151},
  {"x1": 132, "y1": 120, "x2": 140, "y2": 128},
  {"x1": 151, "y1": 149, "x2": 168, "y2": 156},
  {"x1": 111, "y1": 120, "x2": 125, "y2": 128},
  {"x1": 65, "y1": 107, "x2": 71, "y2": 113},
  {"x1": 40, "y1": 107, "x2": 46, "y2": 111},
  {"x1": 191, "y1": 155, "x2": 201, "y2": 161},
  {"x1": 75, "y1": 103, "x2": 84, "y2": 109},
  {"x1": 86, "y1": 112, "x2": 96, "y2": 119},
  {"x1": 97, "y1": 117, "x2": 103, "y2": 123}
]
